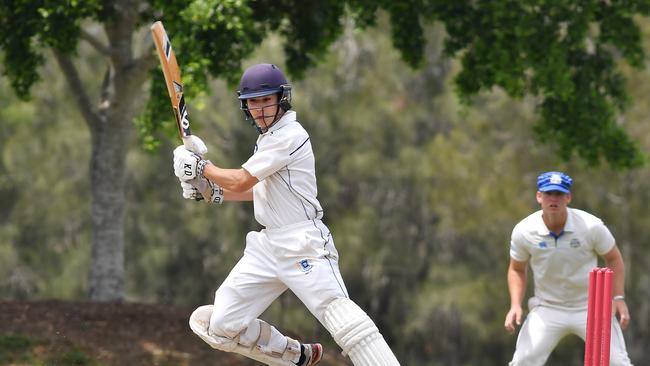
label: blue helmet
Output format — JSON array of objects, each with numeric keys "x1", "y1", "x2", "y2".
[
  {"x1": 238, "y1": 64, "x2": 290, "y2": 100},
  {"x1": 237, "y1": 64, "x2": 292, "y2": 133}
]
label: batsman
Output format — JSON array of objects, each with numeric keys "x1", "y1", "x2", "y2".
[{"x1": 172, "y1": 63, "x2": 401, "y2": 366}]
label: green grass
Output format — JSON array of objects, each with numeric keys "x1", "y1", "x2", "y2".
[
  {"x1": 45, "y1": 348, "x2": 93, "y2": 365},
  {"x1": 0, "y1": 334, "x2": 105, "y2": 366},
  {"x1": 0, "y1": 334, "x2": 37, "y2": 364}
]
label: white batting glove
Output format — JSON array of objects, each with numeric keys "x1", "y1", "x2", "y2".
[
  {"x1": 180, "y1": 176, "x2": 224, "y2": 204},
  {"x1": 180, "y1": 179, "x2": 204, "y2": 201},
  {"x1": 173, "y1": 145, "x2": 210, "y2": 181},
  {"x1": 183, "y1": 135, "x2": 208, "y2": 156}
]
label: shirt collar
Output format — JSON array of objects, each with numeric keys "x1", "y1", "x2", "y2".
[
  {"x1": 535, "y1": 207, "x2": 574, "y2": 235},
  {"x1": 264, "y1": 110, "x2": 296, "y2": 134}
]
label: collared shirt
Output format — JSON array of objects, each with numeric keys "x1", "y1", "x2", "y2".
[
  {"x1": 510, "y1": 208, "x2": 615, "y2": 308},
  {"x1": 242, "y1": 111, "x2": 323, "y2": 228}
]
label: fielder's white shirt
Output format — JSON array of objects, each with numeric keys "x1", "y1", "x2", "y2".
[
  {"x1": 510, "y1": 208, "x2": 615, "y2": 308},
  {"x1": 242, "y1": 111, "x2": 324, "y2": 229}
]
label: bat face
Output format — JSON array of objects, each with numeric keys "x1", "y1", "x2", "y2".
[{"x1": 151, "y1": 21, "x2": 192, "y2": 139}]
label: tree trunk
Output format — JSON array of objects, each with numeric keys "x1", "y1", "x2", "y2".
[
  {"x1": 56, "y1": 0, "x2": 155, "y2": 301},
  {"x1": 87, "y1": 115, "x2": 130, "y2": 301}
]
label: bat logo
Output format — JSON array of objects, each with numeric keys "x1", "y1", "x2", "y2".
[
  {"x1": 173, "y1": 80, "x2": 183, "y2": 93},
  {"x1": 178, "y1": 96, "x2": 190, "y2": 133},
  {"x1": 164, "y1": 38, "x2": 172, "y2": 60}
]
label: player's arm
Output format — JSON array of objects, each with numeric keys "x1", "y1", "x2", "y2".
[
  {"x1": 203, "y1": 164, "x2": 258, "y2": 194},
  {"x1": 173, "y1": 146, "x2": 257, "y2": 195},
  {"x1": 180, "y1": 176, "x2": 253, "y2": 203},
  {"x1": 223, "y1": 187, "x2": 253, "y2": 201},
  {"x1": 602, "y1": 244, "x2": 630, "y2": 329},
  {"x1": 505, "y1": 258, "x2": 528, "y2": 334}
]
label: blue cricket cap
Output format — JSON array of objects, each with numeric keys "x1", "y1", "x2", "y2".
[{"x1": 537, "y1": 171, "x2": 572, "y2": 193}]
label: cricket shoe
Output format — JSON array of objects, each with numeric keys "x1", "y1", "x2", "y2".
[{"x1": 298, "y1": 343, "x2": 322, "y2": 366}]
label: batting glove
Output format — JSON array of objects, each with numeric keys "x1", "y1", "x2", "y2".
[
  {"x1": 180, "y1": 176, "x2": 224, "y2": 204},
  {"x1": 180, "y1": 179, "x2": 204, "y2": 201},
  {"x1": 183, "y1": 135, "x2": 208, "y2": 156},
  {"x1": 173, "y1": 145, "x2": 210, "y2": 181}
]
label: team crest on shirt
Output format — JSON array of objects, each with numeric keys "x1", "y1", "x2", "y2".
[
  {"x1": 570, "y1": 238, "x2": 581, "y2": 248},
  {"x1": 538, "y1": 241, "x2": 548, "y2": 248},
  {"x1": 298, "y1": 259, "x2": 313, "y2": 274}
]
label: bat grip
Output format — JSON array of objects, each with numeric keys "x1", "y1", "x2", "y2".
[{"x1": 182, "y1": 135, "x2": 195, "y2": 153}]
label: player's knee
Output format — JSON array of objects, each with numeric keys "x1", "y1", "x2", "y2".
[
  {"x1": 208, "y1": 309, "x2": 244, "y2": 339},
  {"x1": 189, "y1": 305, "x2": 240, "y2": 352},
  {"x1": 189, "y1": 305, "x2": 213, "y2": 335}
]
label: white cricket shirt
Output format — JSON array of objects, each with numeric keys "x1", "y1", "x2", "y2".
[
  {"x1": 510, "y1": 208, "x2": 615, "y2": 308},
  {"x1": 242, "y1": 111, "x2": 324, "y2": 229}
]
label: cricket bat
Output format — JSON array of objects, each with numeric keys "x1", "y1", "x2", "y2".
[
  {"x1": 150, "y1": 21, "x2": 193, "y2": 149},
  {"x1": 151, "y1": 21, "x2": 204, "y2": 201}
]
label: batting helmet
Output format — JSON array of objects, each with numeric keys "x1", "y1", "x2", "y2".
[{"x1": 237, "y1": 64, "x2": 292, "y2": 133}]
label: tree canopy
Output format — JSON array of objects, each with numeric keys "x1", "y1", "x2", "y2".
[{"x1": 2, "y1": 1, "x2": 648, "y2": 163}]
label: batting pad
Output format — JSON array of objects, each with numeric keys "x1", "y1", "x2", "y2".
[
  {"x1": 189, "y1": 305, "x2": 298, "y2": 366},
  {"x1": 323, "y1": 298, "x2": 401, "y2": 366}
]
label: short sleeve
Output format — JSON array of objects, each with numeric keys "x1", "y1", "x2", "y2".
[
  {"x1": 509, "y1": 227, "x2": 530, "y2": 262},
  {"x1": 242, "y1": 133, "x2": 303, "y2": 181},
  {"x1": 590, "y1": 223, "x2": 616, "y2": 255}
]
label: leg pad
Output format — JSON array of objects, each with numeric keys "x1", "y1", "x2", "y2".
[
  {"x1": 189, "y1": 305, "x2": 299, "y2": 366},
  {"x1": 322, "y1": 298, "x2": 400, "y2": 366}
]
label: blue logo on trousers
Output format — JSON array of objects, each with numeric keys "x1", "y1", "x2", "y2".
[{"x1": 299, "y1": 259, "x2": 313, "y2": 273}]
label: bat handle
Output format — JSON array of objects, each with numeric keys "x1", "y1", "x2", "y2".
[{"x1": 182, "y1": 135, "x2": 195, "y2": 153}]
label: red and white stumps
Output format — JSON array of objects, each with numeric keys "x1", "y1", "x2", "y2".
[{"x1": 584, "y1": 267, "x2": 613, "y2": 366}]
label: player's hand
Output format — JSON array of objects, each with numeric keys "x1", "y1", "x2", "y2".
[
  {"x1": 504, "y1": 306, "x2": 523, "y2": 335},
  {"x1": 181, "y1": 176, "x2": 224, "y2": 204},
  {"x1": 183, "y1": 135, "x2": 208, "y2": 156},
  {"x1": 613, "y1": 298, "x2": 630, "y2": 330},
  {"x1": 180, "y1": 179, "x2": 204, "y2": 201},
  {"x1": 173, "y1": 145, "x2": 210, "y2": 181}
]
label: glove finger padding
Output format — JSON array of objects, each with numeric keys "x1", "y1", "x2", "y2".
[
  {"x1": 183, "y1": 135, "x2": 208, "y2": 156},
  {"x1": 182, "y1": 177, "x2": 224, "y2": 204},
  {"x1": 181, "y1": 181, "x2": 203, "y2": 200}
]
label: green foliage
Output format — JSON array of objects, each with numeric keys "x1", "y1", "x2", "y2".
[
  {"x1": 0, "y1": 0, "x2": 104, "y2": 98},
  {"x1": 426, "y1": 0, "x2": 649, "y2": 167},
  {"x1": 140, "y1": 0, "x2": 349, "y2": 146},
  {"x1": 0, "y1": 65, "x2": 90, "y2": 299},
  {"x1": 3, "y1": 0, "x2": 647, "y2": 167}
]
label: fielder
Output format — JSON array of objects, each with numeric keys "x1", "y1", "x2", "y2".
[
  {"x1": 173, "y1": 63, "x2": 400, "y2": 366},
  {"x1": 504, "y1": 171, "x2": 633, "y2": 365}
]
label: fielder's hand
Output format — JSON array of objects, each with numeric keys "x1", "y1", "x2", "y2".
[
  {"x1": 614, "y1": 298, "x2": 630, "y2": 330},
  {"x1": 504, "y1": 305, "x2": 523, "y2": 335},
  {"x1": 173, "y1": 145, "x2": 210, "y2": 181},
  {"x1": 180, "y1": 177, "x2": 224, "y2": 204}
]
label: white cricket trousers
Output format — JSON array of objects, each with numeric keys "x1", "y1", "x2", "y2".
[
  {"x1": 209, "y1": 219, "x2": 350, "y2": 338},
  {"x1": 509, "y1": 305, "x2": 633, "y2": 366}
]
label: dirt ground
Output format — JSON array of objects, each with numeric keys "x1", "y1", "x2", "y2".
[{"x1": 0, "y1": 301, "x2": 350, "y2": 366}]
